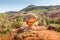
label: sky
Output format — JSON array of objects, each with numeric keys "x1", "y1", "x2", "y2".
[{"x1": 0, "y1": 0, "x2": 60, "y2": 13}]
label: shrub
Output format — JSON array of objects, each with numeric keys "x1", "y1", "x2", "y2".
[
  {"x1": 12, "y1": 17, "x2": 23, "y2": 28},
  {"x1": 1, "y1": 29, "x2": 7, "y2": 34},
  {"x1": 55, "y1": 26, "x2": 60, "y2": 32}
]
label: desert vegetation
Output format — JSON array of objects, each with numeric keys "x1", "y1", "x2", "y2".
[{"x1": 0, "y1": 5, "x2": 60, "y2": 40}]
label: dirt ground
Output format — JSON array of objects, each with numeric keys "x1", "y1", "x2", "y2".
[
  {"x1": 28, "y1": 30, "x2": 60, "y2": 40},
  {"x1": 16, "y1": 26, "x2": 60, "y2": 40},
  {"x1": 0, "y1": 26, "x2": 60, "y2": 40}
]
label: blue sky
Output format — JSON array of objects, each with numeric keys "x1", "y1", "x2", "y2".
[{"x1": 0, "y1": 0, "x2": 60, "y2": 13}]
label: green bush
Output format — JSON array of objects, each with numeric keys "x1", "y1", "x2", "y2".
[
  {"x1": 55, "y1": 26, "x2": 60, "y2": 32},
  {"x1": 50, "y1": 19, "x2": 60, "y2": 24},
  {"x1": 12, "y1": 17, "x2": 23, "y2": 28},
  {"x1": 1, "y1": 29, "x2": 7, "y2": 34}
]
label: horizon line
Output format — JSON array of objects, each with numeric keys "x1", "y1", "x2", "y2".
[{"x1": 0, "y1": 4, "x2": 60, "y2": 13}]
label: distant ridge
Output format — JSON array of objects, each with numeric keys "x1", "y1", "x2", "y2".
[
  {"x1": 21, "y1": 5, "x2": 60, "y2": 11},
  {"x1": 1, "y1": 5, "x2": 60, "y2": 20}
]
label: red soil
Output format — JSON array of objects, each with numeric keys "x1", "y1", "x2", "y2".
[{"x1": 0, "y1": 26, "x2": 60, "y2": 40}]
